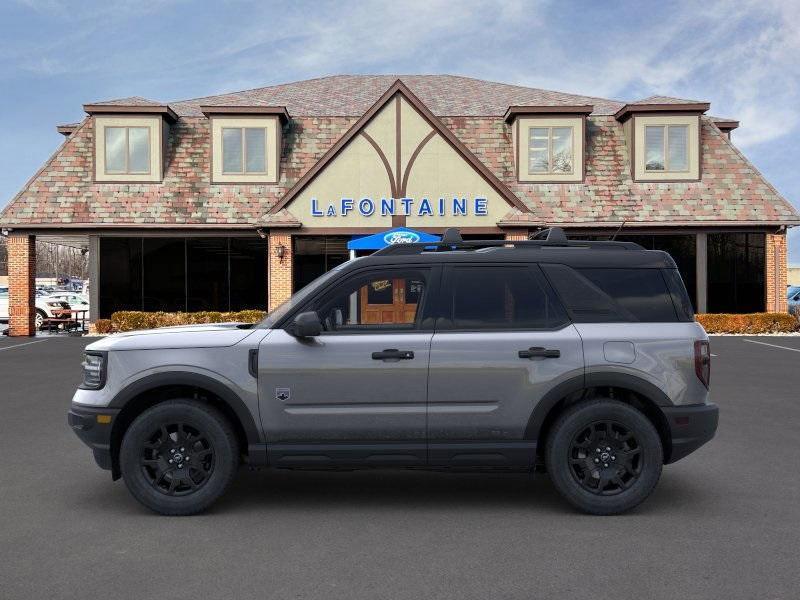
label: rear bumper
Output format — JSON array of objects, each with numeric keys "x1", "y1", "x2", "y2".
[
  {"x1": 662, "y1": 402, "x2": 719, "y2": 464},
  {"x1": 68, "y1": 404, "x2": 120, "y2": 471}
]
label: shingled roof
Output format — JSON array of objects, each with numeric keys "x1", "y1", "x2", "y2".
[{"x1": 1, "y1": 75, "x2": 797, "y2": 229}]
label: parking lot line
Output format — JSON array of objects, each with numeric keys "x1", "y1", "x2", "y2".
[
  {"x1": 742, "y1": 338, "x2": 800, "y2": 353},
  {"x1": 0, "y1": 339, "x2": 49, "y2": 352}
]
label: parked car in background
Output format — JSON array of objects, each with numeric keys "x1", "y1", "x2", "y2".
[
  {"x1": 788, "y1": 286, "x2": 800, "y2": 315},
  {"x1": 0, "y1": 287, "x2": 71, "y2": 328},
  {"x1": 47, "y1": 292, "x2": 89, "y2": 313}
]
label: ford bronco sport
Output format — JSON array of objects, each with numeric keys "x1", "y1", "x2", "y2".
[{"x1": 68, "y1": 228, "x2": 718, "y2": 515}]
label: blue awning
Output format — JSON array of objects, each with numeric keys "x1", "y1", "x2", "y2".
[{"x1": 347, "y1": 227, "x2": 441, "y2": 250}]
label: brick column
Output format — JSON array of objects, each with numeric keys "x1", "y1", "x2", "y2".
[
  {"x1": 765, "y1": 233, "x2": 788, "y2": 312},
  {"x1": 504, "y1": 229, "x2": 529, "y2": 241},
  {"x1": 268, "y1": 231, "x2": 293, "y2": 311},
  {"x1": 8, "y1": 234, "x2": 36, "y2": 336}
]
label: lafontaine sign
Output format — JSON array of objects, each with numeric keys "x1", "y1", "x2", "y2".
[{"x1": 310, "y1": 196, "x2": 489, "y2": 218}]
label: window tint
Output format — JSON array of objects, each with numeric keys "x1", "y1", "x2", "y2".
[
  {"x1": 540, "y1": 264, "x2": 627, "y2": 323},
  {"x1": 310, "y1": 269, "x2": 430, "y2": 332},
  {"x1": 446, "y1": 266, "x2": 567, "y2": 330},
  {"x1": 577, "y1": 268, "x2": 677, "y2": 322}
]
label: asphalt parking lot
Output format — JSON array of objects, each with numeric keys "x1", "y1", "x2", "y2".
[{"x1": 1, "y1": 335, "x2": 799, "y2": 600}]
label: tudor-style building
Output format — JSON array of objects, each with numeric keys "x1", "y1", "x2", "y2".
[{"x1": 1, "y1": 75, "x2": 797, "y2": 335}]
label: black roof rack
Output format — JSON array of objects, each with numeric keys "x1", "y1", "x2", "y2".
[{"x1": 373, "y1": 227, "x2": 643, "y2": 256}]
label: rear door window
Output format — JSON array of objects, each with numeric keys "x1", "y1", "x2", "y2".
[{"x1": 441, "y1": 265, "x2": 568, "y2": 330}]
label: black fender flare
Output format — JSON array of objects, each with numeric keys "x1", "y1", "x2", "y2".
[
  {"x1": 108, "y1": 371, "x2": 262, "y2": 446},
  {"x1": 524, "y1": 372, "x2": 673, "y2": 440}
]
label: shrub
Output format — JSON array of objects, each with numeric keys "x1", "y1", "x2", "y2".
[
  {"x1": 696, "y1": 312, "x2": 799, "y2": 334},
  {"x1": 110, "y1": 310, "x2": 266, "y2": 332},
  {"x1": 93, "y1": 319, "x2": 113, "y2": 334}
]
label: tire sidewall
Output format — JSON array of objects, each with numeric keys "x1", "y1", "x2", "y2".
[
  {"x1": 120, "y1": 400, "x2": 238, "y2": 515},
  {"x1": 546, "y1": 400, "x2": 663, "y2": 515}
]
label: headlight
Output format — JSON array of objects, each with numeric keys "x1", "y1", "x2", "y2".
[
  {"x1": 80, "y1": 352, "x2": 106, "y2": 390},
  {"x1": 46, "y1": 301, "x2": 61, "y2": 307}
]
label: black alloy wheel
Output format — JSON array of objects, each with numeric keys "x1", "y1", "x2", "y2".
[
  {"x1": 140, "y1": 422, "x2": 215, "y2": 496},
  {"x1": 120, "y1": 400, "x2": 239, "y2": 515},
  {"x1": 545, "y1": 399, "x2": 663, "y2": 515},
  {"x1": 568, "y1": 420, "x2": 641, "y2": 495}
]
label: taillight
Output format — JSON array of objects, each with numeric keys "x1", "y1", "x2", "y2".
[{"x1": 694, "y1": 340, "x2": 710, "y2": 389}]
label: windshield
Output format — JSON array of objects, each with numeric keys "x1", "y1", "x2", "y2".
[{"x1": 259, "y1": 259, "x2": 360, "y2": 328}]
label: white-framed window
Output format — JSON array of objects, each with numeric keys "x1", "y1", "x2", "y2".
[
  {"x1": 528, "y1": 126, "x2": 574, "y2": 175},
  {"x1": 104, "y1": 126, "x2": 151, "y2": 175},
  {"x1": 644, "y1": 124, "x2": 689, "y2": 172},
  {"x1": 221, "y1": 127, "x2": 268, "y2": 174}
]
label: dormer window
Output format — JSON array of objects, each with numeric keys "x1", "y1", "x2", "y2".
[
  {"x1": 644, "y1": 124, "x2": 688, "y2": 172},
  {"x1": 201, "y1": 106, "x2": 289, "y2": 184},
  {"x1": 105, "y1": 126, "x2": 151, "y2": 174},
  {"x1": 528, "y1": 126, "x2": 574, "y2": 174},
  {"x1": 222, "y1": 127, "x2": 268, "y2": 174},
  {"x1": 505, "y1": 105, "x2": 590, "y2": 184}
]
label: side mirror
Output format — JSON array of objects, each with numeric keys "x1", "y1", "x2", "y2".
[{"x1": 290, "y1": 311, "x2": 322, "y2": 338}]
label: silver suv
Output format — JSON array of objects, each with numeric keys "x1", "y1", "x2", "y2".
[{"x1": 68, "y1": 228, "x2": 718, "y2": 515}]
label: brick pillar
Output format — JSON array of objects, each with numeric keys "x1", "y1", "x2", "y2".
[
  {"x1": 8, "y1": 234, "x2": 36, "y2": 336},
  {"x1": 765, "y1": 233, "x2": 788, "y2": 313},
  {"x1": 504, "y1": 229, "x2": 529, "y2": 241},
  {"x1": 268, "y1": 231, "x2": 293, "y2": 311}
]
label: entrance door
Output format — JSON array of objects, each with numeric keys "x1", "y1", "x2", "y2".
[
  {"x1": 427, "y1": 264, "x2": 584, "y2": 468},
  {"x1": 360, "y1": 278, "x2": 422, "y2": 324},
  {"x1": 258, "y1": 266, "x2": 438, "y2": 467}
]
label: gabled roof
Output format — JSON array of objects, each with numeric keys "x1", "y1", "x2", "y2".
[
  {"x1": 86, "y1": 96, "x2": 164, "y2": 107},
  {"x1": 269, "y1": 79, "x2": 529, "y2": 215},
  {"x1": 630, "y1": 95, "x2": 707, "y2": 105},
  {"x1": 83, "y1": 96, "x2": 178, "y2": 121}
]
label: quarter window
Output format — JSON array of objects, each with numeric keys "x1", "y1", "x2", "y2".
[
  {"x1": 645, "y1": 125, "x2": 688, "y2": 171},
  {"x1": 528, "y1": 126, "x2": 573, "y2": 174},
  {"x1": 222, "y1": 127, "x2": 267, "y2": 174},
  {"x1": 104, "y1": 126, "x2": 150, "y2": 174},
  {"x1": 445, "y1": 266, "x2": 567, "y2": 330}
]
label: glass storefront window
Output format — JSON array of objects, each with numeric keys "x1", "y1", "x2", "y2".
[
  {"x1": 99, "y1": 237, "x2": 267, "y2": 317},
  {"x1": 707, "y1": 233, "x2": 765, "y2": 313}
]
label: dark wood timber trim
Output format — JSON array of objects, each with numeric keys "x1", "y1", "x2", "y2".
[
  {"x1": 268, "y1": 79, "x2": 530, "y2": 215},
  {"x1": 615, "y1": 102, "x2": 710, "y2": 122},
  {"x1": 360, "y1": 131, "x2": 398, "y2": 198},
  {"x1": 504, "y1": 104, "x2": 593, "y2": 123},
  {"x1": 200, "y1": 105, "x2": 290, "y2": 123},
  {"x1": 400, "y1": 131, "x2": 436, "y2": 196},
  {"x1": 84, "y1": 104, "x2": 178, "y2": 122}
]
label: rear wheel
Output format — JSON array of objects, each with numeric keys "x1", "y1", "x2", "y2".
[
  {"x1": 545, "y1": 399, "x2": 663, "y2": 515},
  {"x1": 120, "y1": 400, "x2": 239, "y2": 515}
]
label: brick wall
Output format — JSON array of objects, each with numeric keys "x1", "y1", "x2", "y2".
[
  {"x1": 504, "y1": 229, "x2": 529, "y2": 241},
  {"x1": 268, "y1": 231, "x2": 294, "y2": 311},
  {"x1": 7, "y1": 234, "x2": 36, "y2": 336},
  {"x1": 765, "y1": 233, "x2": 788, "y2": 313}
]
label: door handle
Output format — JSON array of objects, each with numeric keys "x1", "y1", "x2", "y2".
[
  {"x1": 372, "y1": 349, "x2": 415, "y2": 360},
  {"x1": 518, "y1": 347, "x2": 560, "y2": 359}
]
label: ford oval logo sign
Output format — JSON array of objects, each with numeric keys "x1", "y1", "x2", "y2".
[{"x1": 384, "y1": 231, "x2": 420, "y2": 245}]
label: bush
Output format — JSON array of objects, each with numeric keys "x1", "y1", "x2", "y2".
[
  {"x1": 93, "y1": 319, "x2": 113, "y2": 334},
  {"x1": 110, "y1": 310, "x2": 266, "y2": 332},
  {"x1": 696, "y1": 312, "x2": 799, "y2": 334}
]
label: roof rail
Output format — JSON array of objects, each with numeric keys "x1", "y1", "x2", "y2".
[{"x1": 372, "y1": 228, "x2": 644, "y2": 256}]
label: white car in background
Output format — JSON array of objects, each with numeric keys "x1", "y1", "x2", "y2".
[
  {"x1": 0, "y1": 288, "x2": 73, "y2": 329},
  {"x1": 47, "y1": 292, "x2": 90, "y2": 312}
]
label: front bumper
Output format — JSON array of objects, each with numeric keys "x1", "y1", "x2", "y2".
[
  {"x1": 662, "y1": 402, "x2": 719, "y2": 464},
  {"x1": 68, "y1": 404, "x2": 120, "y2": 471}
]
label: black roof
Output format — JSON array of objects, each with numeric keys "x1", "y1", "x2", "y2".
[{"x1": 348, "y1": 228, "x2": 677, "y2": 270}]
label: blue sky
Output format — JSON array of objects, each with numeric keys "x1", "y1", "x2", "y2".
[{"x1": 1, "y1": 0, "x2": 798, "y2": 260}]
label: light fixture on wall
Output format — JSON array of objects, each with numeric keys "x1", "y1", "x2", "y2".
[
  {"x1": 256, "y1": 228, "x2": 267, "y2": 239},
  {"x1": 275, "y1": 243, "x2": 286, "y2": 264}
]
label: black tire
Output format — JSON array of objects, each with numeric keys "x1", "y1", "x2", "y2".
[
  {"x1": 545, "y1": 399, "x2": 663, "y2": 515},
  {"x1": 120, "y1": 400, "x2": 239, "y2": 515}
]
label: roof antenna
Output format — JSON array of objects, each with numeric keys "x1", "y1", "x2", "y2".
[{"x1": 610, "y1": 221, "x2": 626, "y2": 241}]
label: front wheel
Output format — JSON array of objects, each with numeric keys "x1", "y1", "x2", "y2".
[
  {"x1": 545, "y1": 399, "x2": 663, "y2": 515},
  {"x1": 120, "y1": 400, "x2": 239, "y2": 515}
]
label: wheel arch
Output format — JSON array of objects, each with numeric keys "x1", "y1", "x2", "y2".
[
  {"x1": 108, "y1": 372, "x2": 263, "y2": 479},
  {"x1": 527, "y1": 373, "x2": 673, "y2": 463}
]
